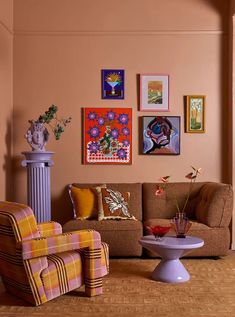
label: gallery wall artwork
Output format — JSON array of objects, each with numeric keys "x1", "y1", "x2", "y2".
[
  {"x1": 83, "y1": 108, "x2": 132, "y2": 164},
  {"x1": 140, "y1": 74, "x2": 169, "y2": 111},
  {"x1": 185, "y1": 95, "x2": 205, "y2": 133},
  {"x1": 102, "y1": 69, "x2": 125, "y2": 99},
  {"x1": 142, "y1": 116, "x2": 180, "y2": 155}
]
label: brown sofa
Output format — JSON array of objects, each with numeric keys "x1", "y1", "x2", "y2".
[{"x1": 63, "y1": 182, "x2": 233, "y2": 257}]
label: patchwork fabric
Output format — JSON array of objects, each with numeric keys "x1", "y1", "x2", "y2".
[
  {"x1": 21, "y1": 230, "x2": 102, "y2": 259},
  {"x1": 101, "y1": 242, "x2": 109, "y2": 275},
  {"x1": 0, "y1": 201, "x2": 40, "y2": 241},
  {"x1": 0, "y1": 202, "x2": 47, "y2": 305},
  {"x1": 0, "y1": 201, "x2": 109, "y2": 306},
  {"x1": 42, "y1": 250, "x2": 83, "y2": 301},
  {"x1": 98, "y1": 188, "x2": 136, "y2": 220},
  {"x1": 38, "y1": 221, "x2": 62, "y2": 237}
]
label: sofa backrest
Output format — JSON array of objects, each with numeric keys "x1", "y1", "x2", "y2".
[
  {"x1": 72, "y1": 183, "x2": 143, "y2": 221},
  {"x1": 142, "y1": 182, "x2": 205, "y2": 220}
]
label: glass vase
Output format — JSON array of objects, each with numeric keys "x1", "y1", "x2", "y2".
[{"x1": 171, "y1": 212, "x2": 192, "y2": 238}]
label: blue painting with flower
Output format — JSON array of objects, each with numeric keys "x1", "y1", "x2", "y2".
[
  {"x1": 102, "y1": 69, "x2": 125, "y2": 99},
  {"x1": 84, "y1": 108, "x2": 132, "y2": 164}
]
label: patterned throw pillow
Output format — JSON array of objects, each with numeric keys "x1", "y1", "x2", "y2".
[
  {"x1": 98, "y1": 188, "x2": 136, "y2": 220},
  {"x1": 68, "y1": 184, "x2": 106, "y2": 220}
]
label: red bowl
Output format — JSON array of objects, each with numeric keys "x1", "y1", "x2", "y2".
[{"x1": 146, "y1": 225, "x2": 171, "y2": 237}]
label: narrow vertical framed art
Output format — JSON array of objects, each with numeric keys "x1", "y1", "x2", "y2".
[
  {"x1": 185, "y1": 95, "x2": 205, "y2": 133},
  {"x1": 140, "y1": 74, "x2": 169, "y2": 111},
  {"x1": 83, "y1": 108, "x2": 132, "y2": 164}
]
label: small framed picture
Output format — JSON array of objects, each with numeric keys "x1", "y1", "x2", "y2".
[
  {"x1": 102, "y1": 69, "x2": 125, "y2": 99},
  {"x1": 185, "y1": 95, "x2": 205, "y2": 133},
  {"x1": 140, "y1": 74, "x2": 169, "y2": 111},
  {"x1": 142, "y1": 116, "x2": 180, "y2": 155}
]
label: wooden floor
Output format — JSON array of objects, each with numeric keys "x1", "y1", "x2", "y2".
[{"x1": 0, "y1": 254, "x2": 235, "y2": 317}]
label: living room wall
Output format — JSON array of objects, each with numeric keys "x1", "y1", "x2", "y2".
[
  {"x1": 0, "y1": 0, "x2": 13, "y2": 201},
  {"x1": 12, "y1": 0, "x2": 229, "y2": 223}
]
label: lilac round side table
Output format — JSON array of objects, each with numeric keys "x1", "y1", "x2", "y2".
[{"x1": 139, "y1": 235, "x2": 204, "y2": 283}]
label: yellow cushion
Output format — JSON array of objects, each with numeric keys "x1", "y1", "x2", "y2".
[{"x1": 69, "y1": 186, "x2": 98, "y2": 219}]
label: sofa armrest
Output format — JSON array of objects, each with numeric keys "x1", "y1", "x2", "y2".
[
  {"x1": 21, "y1": 229, "x2": 101, "y2": 260},
  {"x1": 37, "y1": 221, "x2": 62, "y2": 237},
  {"x1": 195, "y1": 182, "x2": 233, "y2": 228}
]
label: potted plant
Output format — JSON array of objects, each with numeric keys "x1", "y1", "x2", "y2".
[{"x1": 25, "y1": 105, "x2": 72, "y2": 151}]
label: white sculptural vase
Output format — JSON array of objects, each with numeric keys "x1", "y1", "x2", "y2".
[{"x1": 25, "y1": 121, "x2": 49, "y2": 151}]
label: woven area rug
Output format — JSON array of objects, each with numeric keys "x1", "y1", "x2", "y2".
[{"x1": 0, "y1": 256, "x2": 235, "y2": 317}]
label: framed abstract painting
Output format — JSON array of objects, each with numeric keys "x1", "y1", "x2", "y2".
[
  {"x1": 102, "y1": 69, "x2": 125, "y2": 99},
  {"x1": 185, "y1": 95, "x2": 205, "y2": 133},
  {"x1": 142, "y1": 116, "x2": 180, "y2": 155},
  {"x1": 140, "y1": 74, "x2": 169, "y2": 111},
  {"x1": 83, "y1": 108, "x2": 132, "y2": 164}
]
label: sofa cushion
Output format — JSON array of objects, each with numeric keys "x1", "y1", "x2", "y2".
[
  {"x1": 69, "y1": 184, "x2": 106, "y2": 219},
  {"x1": 195, "y1": 183, "x2": 233, "y2": 227},
  {"x1": 98, "y1": 188, "x2": 136, "y2": 220},
  {"x1": 72, "y1": 183, "x2": 142, "y2": 221},
  {"x1": 63, "y1": 219, "x2": 141, "y2": 232},
  {"x1": 143, "y1": 218, "x2": 230, "y2": 256},
  {"x1": 63, "y1": 219, "x2": 143, "y2": 257},
  {"x1": 144, "y1": 218, "x2": 210, "y2": 235},
  {"x1": 68, "y1": 185, "x2": 97, "y2": 219},
  {"x1": 143, "y1": 182, "x2": 204, "y2": 220}
]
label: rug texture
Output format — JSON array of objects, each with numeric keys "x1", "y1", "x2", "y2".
[{"x1": 0, "y1": 256, "x2": 235, "y2": 317}]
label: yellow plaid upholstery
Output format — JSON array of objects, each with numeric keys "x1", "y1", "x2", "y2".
[
  {"x1": 37, "y1": 221, "x2": 62, "y2": 237},
  {"x1": 0, "y1": 201, "x2": 109, "y2": 305}
]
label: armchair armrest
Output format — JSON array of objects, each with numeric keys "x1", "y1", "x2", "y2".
[
  {"x1": 21, "y1": 229, "x2": 101, "y2": 260},
  {"x1": 37, "y1": 221, "x2": 62, "y2": 237},
  {"x1": 21, "y1": 229, "x2": 104, "y2": 297},
  {"x1": 195, "y1": 182, "x2": 233, "y2": 227}
]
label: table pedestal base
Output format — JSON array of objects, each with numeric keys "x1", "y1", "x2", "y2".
[{"x1": 152, "y1": 259, "x2": 190, "y2": 283}]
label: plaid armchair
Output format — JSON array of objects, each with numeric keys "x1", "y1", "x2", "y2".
[{"x1": 0, "y1": 201, "x2": 109, "y2": 306}]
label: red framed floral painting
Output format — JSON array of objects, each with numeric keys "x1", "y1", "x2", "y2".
[{"x1": 83, "y1": 108, "x2": 132, "y2": 164}]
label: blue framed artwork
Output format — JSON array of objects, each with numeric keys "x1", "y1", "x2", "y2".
[
  {"x1": 142, "y1": 116, "x2": 180, "y2": 155},
  {"x1": 102, "y1": 69, "x2": 125, "y2": 99}
]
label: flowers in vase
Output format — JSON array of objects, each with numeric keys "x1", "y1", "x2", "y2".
[
  {"x1": 155, "y1": 166, "x2": 202, "y2": 215},
  {"x1": 155, "y1": 166, "x2": 201, "y2": 238}
]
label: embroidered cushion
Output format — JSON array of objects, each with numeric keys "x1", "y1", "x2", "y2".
[{"x1": 98, "y1": 188, "x2": 136, "y2": 220}]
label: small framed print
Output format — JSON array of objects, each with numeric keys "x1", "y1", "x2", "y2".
[
  {"x1": 142, "y1": 116, "x2": 180, "y2": 155},
  {"x1": 102, "y1": 69, "x2": 125, "y2": 99},
  {"x1": 83, "y1": 107, "x2": 132, "y2": 164},
  {"x1": 185, "y1": 95, "x2": 205, "y2": 133},
  {"x1": 140, "y1": 74, "x2": 169, "y2": 111}
]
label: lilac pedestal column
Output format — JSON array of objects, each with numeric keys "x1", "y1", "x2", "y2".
[{"x1": 22, "y1": 151, "x2": 54, "y2": 223}]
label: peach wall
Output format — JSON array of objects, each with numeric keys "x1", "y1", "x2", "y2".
[
  {"x1": 0, "y1": 0, "x2": 13, "y2": 200},
  {"x1": 229, "y1": 0, "x2": 235, "y2": 249},
  {"x1": 13, "y1": 0, "x2": 229, "y2": 223}
]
